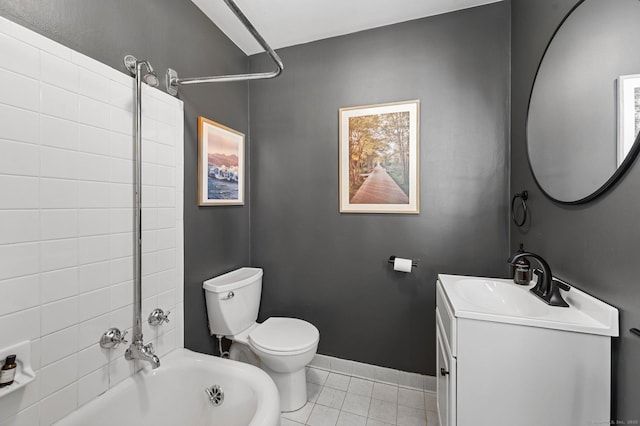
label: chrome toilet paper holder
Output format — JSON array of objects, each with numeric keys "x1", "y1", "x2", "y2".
[{"x1": 388, "y1": 256, "x2": 418, "y2": 268}]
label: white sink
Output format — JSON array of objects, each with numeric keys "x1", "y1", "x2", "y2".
[
  {"x1": 438, "y1": 274, "x2": 619, "y2": 336},
  {"x1": 452, "y1": 278, "x2": 549, "y2": 317}
]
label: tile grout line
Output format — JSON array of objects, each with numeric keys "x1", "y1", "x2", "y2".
[{"x1": 298, "y1": 366, "x2": 435, "y2": 426}]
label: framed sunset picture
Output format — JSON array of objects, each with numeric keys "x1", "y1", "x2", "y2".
[{"x1": 198, "y1": 116, "x2": 245, "y2": 206}]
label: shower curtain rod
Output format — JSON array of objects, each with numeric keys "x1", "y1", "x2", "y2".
[{"x1": 165, "y1": 0, "x2": 284, "y2": 95}]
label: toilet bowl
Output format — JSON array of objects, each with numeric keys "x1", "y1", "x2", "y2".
[{"x1": 203, "y1": 268, "x2": 320, "y2": 412}]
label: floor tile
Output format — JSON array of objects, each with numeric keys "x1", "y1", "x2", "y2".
[
  {"x1": 286, "y1": 362, "x2": 436, "y2": 426},
  {"x1": 308, "y1": 404, "x2": 341, "y2": 426},
  {"x1": 342, "y1": 392, "x2": 371, "y2": 417},
  {"x1": 398, "y1": 388, "x2": 424, "y2": 409},
  {"x1": 308, "y1": 382, "x2": 322, "y2": 402},
  {"x1": 307, "y1": 367, "x2": 330, "y2": 385},
  {"x1": 372, "y1": 382, "x2": 398, "y2": 403},
  {"x1": 281, "y1": 418, "x2": 305, "y2": 426},
  {"x1": 282, "y1": 401, "x2": 314, "y2": 424},
  {"x1": 317, "y1": 386, "x2": 347, "y2": 409},
  {"x1": 368, "y1": 398, "x2": 397, "y2": 424},
  {"x1": 336, "y1": 411, "x2": 367, "y2": 426},
  {"x1": 426, "y1": 410, "x2": 440, "y2": 426},
  {"x1": 348, "y1": 377, "x2": 374, "y2": 397},
  {"x1": 424, "y1": 393, "x2": 437, "y2": 412},
  {"x1": 397, "y1": 405, "x2": 426, "y2": 426},
  {"x1": 326, "y1": 372, "x2": 351, "y2": 391},
  {"x1": 365, "y1": 419, "x2": 395, "y2": 426}
]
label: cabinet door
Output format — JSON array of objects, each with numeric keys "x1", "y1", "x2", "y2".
[{"x1": 436, "y1": 327, "x2": 456, "y2": 426}]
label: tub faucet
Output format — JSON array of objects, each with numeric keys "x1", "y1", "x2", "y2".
[
  {"x1": 125, "y1": 340, "x2": 160, "y2": 369},
  {"x1": 507, "y1": 251, "x2": 569, "y2": 307}
]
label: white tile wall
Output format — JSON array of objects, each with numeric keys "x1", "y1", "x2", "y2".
[{"x1": 0, "y1": 15, "x2": 184, "y2": 426}]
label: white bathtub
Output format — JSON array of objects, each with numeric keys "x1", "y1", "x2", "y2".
[{"x1": 55, "y1": 348, "x2": 280, "y2": 426}]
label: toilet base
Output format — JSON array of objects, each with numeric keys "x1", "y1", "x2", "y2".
[
  {"x1": 262, "y1": 364, "x2": 307, "y2": 412},
  {"x1": 229, "y1": 342, "x2": 308, "y2": 412}
]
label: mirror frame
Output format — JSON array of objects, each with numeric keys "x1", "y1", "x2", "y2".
[{"x1": 525, "y1": 0, "x2": 640, "y2": 204}]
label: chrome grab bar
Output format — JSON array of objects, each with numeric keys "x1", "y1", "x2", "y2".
[{"x1": 166, "y1": 0, "x2": 284, "y2": 95}]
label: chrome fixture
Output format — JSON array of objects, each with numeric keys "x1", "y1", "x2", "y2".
[
  {"x1": 124, "y1": 55, "x2": 159, "y2": 87},
  {"x1": 148, "y1": 308, "x2": 171, "y2": 326},
  {"x1": 125, "y1": 341, "x2": 160, "y2": 369},
  {"x1": 123, "y1": 54, "x2": 161, "y2": 369},
  {"x1": 507, "y1": 251, "x2": 569, "y2": 307},
  {"x1": 215, "y1": 335, "x2": 230, "y2": 359},
  {"x1": 165, "y1": 0, "x2": 284, "y2": 96},
  {"x1": 205, "y1": 385, "x2": 224, "y2": 406},
  {"x1": 100, "y1": 328, "x2": 128, "y2": 349}
]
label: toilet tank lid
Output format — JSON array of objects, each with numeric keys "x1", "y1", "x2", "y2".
[{"x1": 203, "y1": 267, "x2": 263, "y2": 293}]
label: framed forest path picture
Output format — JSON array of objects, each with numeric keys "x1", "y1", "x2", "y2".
[{"x1": 339, "y1": 100, "x2": 420, "y2": 214}]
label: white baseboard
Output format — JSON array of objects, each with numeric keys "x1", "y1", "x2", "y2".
[{"x1": 309, "y1": 353, "x2": 436, "y2": 392}]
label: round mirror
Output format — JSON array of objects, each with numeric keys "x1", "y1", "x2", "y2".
[{"x1": 527, "y1": 0, "x2": 640, "y2": 203}]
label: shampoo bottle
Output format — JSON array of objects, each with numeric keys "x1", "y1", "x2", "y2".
[
  {"x1": 513, "y1": 244, "x2": 532, "y2": 285},
  {"x1": 0, "y1": 355, "x2": 17, "y2": 388}
]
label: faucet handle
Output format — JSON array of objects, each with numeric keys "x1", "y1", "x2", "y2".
[
  {"x1": 100, "y1": 328, "x2": 128, "y2": 349},
  {"x1": 552, "y1": 277, "x2": 571, "y2": 292},
  {"x1": 148, "y1": 308, "x2": 170, "y2": 326}
]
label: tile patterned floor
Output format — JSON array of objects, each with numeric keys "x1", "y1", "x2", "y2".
[{"x1": 281, "y1": 367, "x2": 439, "y2": 426}]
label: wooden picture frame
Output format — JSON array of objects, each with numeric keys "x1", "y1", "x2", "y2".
[
  {"x1": 339, "y1": 100, "x2": 420, "y2": 214},
  {"x1": 198, "y1": 116, "x2": 245, "y2": 206}
]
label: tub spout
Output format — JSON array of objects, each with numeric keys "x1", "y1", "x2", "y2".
[
  {"x1": 125, "y1": 341, "x2": 160, "y2": 369},
  {"x1": 149, "y1": 353, "x2": 160, "y2": 369}
]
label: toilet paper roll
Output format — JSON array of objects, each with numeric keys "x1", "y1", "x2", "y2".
[{"x1": 393, "y1": 257, "x2": 413, "y2": 273}]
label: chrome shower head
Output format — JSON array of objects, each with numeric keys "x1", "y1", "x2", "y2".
[
  {"x1": 123, "y1": 55, "x2": 159, "y2": 87},
  {"x1": 143, "y1": 72, "x2": 159, "y2": 88}
]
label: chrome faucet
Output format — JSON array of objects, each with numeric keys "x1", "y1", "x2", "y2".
[
  {"x1": 507, "y1": 251, "x2": 569, "y2": 307},
  {"x1": 125, "y1": 340, "x2": 160, "y2": 369}
]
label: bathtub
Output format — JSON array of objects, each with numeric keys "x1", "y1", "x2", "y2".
[{"x1": 55, "y1": 348, "x2": 280, "y2": 426}]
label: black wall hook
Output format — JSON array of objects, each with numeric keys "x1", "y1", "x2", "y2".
[{"x1": 631, "y1": 328, "x2": 640, "y2": 337}]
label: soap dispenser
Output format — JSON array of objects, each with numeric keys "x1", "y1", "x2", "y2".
[{"x1": 512, "y1": 243, "x2": 532, "y2": 285}]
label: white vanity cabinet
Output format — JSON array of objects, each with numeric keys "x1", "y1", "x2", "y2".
[{"x1": 435, "y1": 274, "x2": 617, "y2": 426}]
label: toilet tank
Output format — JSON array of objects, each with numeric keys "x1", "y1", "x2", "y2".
[{"x1": 203, "y1": 267, "x2": 263, "y2": 336}]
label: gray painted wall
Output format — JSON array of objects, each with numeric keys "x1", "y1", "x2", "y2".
[
  {"x1": 249, "y1": 3, "x2": 510, "y2": 375},
  {"x1": 0, "y1": 0, "x2": 251, "y2": 355},
  {"x1": 5, "y1": 0, "x2": 634, "y2": 416},
  {"x1": 511, "y1": 0, "x2": 640, "y2": 420}
]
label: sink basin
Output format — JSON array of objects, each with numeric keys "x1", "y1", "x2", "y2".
[
  {"x1": 438, "y1": 274, "x2": 618, "y2": 336},
  {"x1": 452, "y1": 279, "x2": 548, "y2": 317}
]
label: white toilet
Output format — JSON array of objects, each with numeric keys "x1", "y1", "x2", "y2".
[{"x1": 203, "y1": 267, "x2": 319, "y2": 412}]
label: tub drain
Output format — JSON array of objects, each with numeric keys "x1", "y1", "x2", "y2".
[{"x1": 205, "y1": 385, "x2": 224, "y2": 406}]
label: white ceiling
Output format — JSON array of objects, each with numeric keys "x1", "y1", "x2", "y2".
[{"x1": 191, "y1": 0, "x2": 503, "y2": 55}]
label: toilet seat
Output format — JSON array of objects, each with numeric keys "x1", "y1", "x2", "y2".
[{"x1": 249, "y1": 317, "x2": 319, "y2": 355}]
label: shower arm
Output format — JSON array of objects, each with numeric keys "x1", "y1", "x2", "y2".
[{"x1": 165, "y1": 0, "x2": 284, "y2": 95}]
